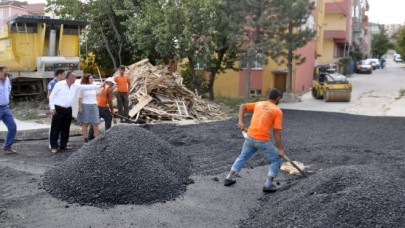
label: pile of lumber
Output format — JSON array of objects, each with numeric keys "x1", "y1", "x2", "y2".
[{"x1": 116, "y1": 59, "x2": 225, "y2": 122}]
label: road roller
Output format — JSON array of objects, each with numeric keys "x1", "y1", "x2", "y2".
[{"x1": 312, "y1": 65, "x2": 352, "y2": 102}]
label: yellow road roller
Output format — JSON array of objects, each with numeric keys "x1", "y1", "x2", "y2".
[{"x1": 312, "y1": 65, "x2": 352, "y2": 102}]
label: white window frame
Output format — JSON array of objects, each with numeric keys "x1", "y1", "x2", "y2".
[
  {"x1": 194, "y1": 62, "x2": 205, "y2": 70},
  {"x1": 241, "y1": 53, "x2": 265, "y2": 69}
]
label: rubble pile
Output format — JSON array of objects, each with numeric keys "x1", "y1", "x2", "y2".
[
  {"x1": 43, "y1": 125, "x2": 192, "y2": 206},
  {"x1": 119, "y1": 59, "x2": 225, "y2": 122}
]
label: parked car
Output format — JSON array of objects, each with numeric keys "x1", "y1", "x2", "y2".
[
  {"x1": 356, "y1": 60, "x2": 373, "y2": 74},
  {"x1": 365, "y1": 58, "x2": 381, "y2": 69},
  {"x1": 394, "y1": 55, "x2": 403, "y2": 63}
]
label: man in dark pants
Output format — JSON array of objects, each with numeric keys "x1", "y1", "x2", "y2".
[
  {"x1": 47, "y1": 68, "x2": 66, "y2": 149},
  {"x1": 0, "y1": 66, "x2": 17, "y2": 153},
  {"x1": 88, "y1": 77, "x2": 115, "y2": 139},
  {"x1": 49, "y1": 71, "x2": 99, "y2": 153},
  {"x1": 114, "y1": 65, "x2": 131, "y2": 122}
]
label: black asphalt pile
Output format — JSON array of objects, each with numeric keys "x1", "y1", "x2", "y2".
[
  {"x1": 241, "y1": 164, "x2": 405, "y2": 227},
  {"x1": 145, "y1": 110, "x2": 405, "y2": 227},
  {"x1": 43, "y1": 125, "x2": 192, "y2": 206}
]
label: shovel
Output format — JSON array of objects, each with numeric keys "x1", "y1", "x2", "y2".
[
  {"x1": 113, "y1": 113, "x2": 146, "y2": 124},
  {"x1": 242, "y1": 128, "x2": 307, "y2": 177},
  {"x1": 282, "y1": 154, "x2": 307, "y2": 177}
]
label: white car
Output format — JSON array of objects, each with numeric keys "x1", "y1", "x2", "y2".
[
  {"x1": 394, "y1": 55, "x2": 403, "y2": 63},
  {"x1": 365, "y1": 58, "x2": 381, "y2": 69}
]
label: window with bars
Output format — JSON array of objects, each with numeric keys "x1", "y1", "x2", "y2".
[
  {"x1": 194, "y1": 62, "x2": 206, "y2": 70},
  {"x1": 241, "y1": 53, "x2": 265, "y2": 69}
]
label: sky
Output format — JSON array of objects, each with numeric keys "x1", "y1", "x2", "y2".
[
  {"x1": 366, "y1": 0, "x2": 405, "y2": 24},
  {"x1": 26, "y1": 0, "x2": 405, "y2": 25}
]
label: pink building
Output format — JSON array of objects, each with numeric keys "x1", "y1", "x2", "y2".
[{"x1": 0, "y1": 1, "x2": 45, "y2": 33}]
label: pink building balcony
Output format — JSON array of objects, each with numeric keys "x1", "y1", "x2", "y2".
[
  {"x1": 325, "y1": 0, "x2": 351, "y2": 15},
  {"x1": 324, "y1": 30, "x2": 347, "y2": 40}
]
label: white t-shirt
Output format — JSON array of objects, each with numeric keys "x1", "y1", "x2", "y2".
[
  {"x1": 79, "y1": 89, "x2": 97, "y2": 104},
  {"x1": 49, "y1": 80, "x2": 98, "y2": 109}
]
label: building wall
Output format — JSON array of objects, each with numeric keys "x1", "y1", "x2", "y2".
[
  {"x1": 214, "y1": 69, "x2": 240, "y2": 98},
  {"x1": 319, "y1": 38, "x2": 335, "y2": 64},
  {"x1": 316, "y1": 0, "x2": 325, "y2": 57},
  {"x1": 325, "y1": 14, "x2": 347, "y2": 31},
  {"x1": 295, "y1": 40, "x2": 317, "y2": 92}
]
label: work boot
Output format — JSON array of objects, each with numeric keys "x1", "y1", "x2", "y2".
[
  {"x1": 262, "y1": 185, "x2": 277, "y2": 193},
  {"x1": 224, "y1": 179, "x2": 236, "y2": 186}
]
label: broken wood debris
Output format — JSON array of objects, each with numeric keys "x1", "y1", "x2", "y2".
[{"x1": 116, "y1": 59, "x2": 225, "y2": 122}]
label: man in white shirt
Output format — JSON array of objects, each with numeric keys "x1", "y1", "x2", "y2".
[
  {"x1": 0, "y1": 66, "x2": 17, "y2": 153},
  {"x1": 49, "y1": 71, "x2": 99, "y2": 153}
]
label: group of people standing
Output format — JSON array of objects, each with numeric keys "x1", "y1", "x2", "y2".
[
  {"x1": 47, "y1": 65, "x2": 130, "y2": 153},
  {"x1": 0, "y1": 65, "x2": 130, "y2": 155}
]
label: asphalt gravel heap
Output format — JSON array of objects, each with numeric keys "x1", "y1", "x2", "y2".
[
  {"x1": 43, "y1": 125, "x2": 192, "y2": 206},
  {"x1": 41, "y1": 109, "x2": 404, "y2": 226},
  {"x1": 145, "y1": 110, "x2": 405, "y2": 227}
]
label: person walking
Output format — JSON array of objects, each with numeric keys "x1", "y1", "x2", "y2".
[
  {"x1": 88, "y1": 77, "x2": 115, "y2": 140},
  {"x1": 224, "y1": 88, "x2": 284, "y2": 193},
  {"x1": 76, "y1": 74, "x2": 100, "y2": 142},
  {"x1": 47, "y1": 69, "x2": 66, "y2": 149},
  {"x1": 114, "y1": 65, "x2": 131, "y2": 122},
  {"x1": 0, "y1": 66, "x2": 17, "y2": 153},
  {"x1": 49, "y1": 71, "x2": 99, "y2": 153}
]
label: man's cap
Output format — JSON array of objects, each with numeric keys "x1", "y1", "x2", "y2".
[{"x1": 105, "y1": 77, "x2": 116, "y2": 84}]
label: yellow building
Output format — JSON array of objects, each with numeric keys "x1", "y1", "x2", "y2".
[{"x1": 319, "y1": 0, "x2": 353, "y2": 65}]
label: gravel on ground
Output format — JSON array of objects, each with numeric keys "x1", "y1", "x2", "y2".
[{"x1": 1, "y1": 110, "x2": 404, "y2": 227}]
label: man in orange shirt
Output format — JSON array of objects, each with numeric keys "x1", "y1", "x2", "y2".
[
  {"x1": 224, "y1": 88, "x2": 284, "y2": 193},
  {"x1": 114, "y1": 65, "x2": 131, "y2": 122}
]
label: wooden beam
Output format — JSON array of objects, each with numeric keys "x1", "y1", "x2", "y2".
[{"x1": 128, "y1": 94, "x2": 153, "y2": 117}]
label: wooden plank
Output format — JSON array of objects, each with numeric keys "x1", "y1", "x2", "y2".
[
  {"x1": 147, "y1": 75, "x2": 166, "y2": 93},
  {"x1": 129, "y1": 95, "x2": 153, "y2": 117}
]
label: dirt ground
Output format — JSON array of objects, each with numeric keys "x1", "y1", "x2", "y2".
[{"x1": 1, "y1": 109, "x2": 404, "y2": 227}]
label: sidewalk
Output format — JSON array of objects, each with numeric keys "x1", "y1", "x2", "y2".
[
  {"x1": 0, "y1": 119, "x2": 50, "y2": 140},
  {"x1": 0, "y1": 119, "x2": 85, "y2": 141}
]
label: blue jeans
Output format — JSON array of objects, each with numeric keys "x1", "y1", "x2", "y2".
[
  {"x1": 0, "y1": 106, "x2": 17, "y2": 148},
  {"x1": 231, "y1": 136, "x2": 282, "y2": 177}
]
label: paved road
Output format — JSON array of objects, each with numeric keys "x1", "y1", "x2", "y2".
[{"x1": 280, "y1": 59, "x2": 405, "y2": 116}]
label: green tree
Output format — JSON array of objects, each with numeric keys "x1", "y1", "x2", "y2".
[
  {"x1": 125, "y1": 0, "x2": 243, "y2": 99},
  {"x1": 371, "y1": 29, "x2": 394, "y2": 58},
  {"x1": 239, "y1": 0, "x2": 315, "y2": 100},
  {"x1": 197, "y1": 0, "x2": 243, "y2": 100},
  {"x1": 268, "y1": 0, "x2": 315, "y2": 93},
  {"x1": 395, "y1": 26, "x2": 405, "y2": 58},
  {"x1": 239, "y1": 0, "x2": 275, "y2": 102},
  {"x1": 46, "y1": 0, "x2": 138, "y2": 70}
]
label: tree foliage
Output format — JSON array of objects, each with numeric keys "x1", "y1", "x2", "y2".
[
  {"x1": 47, "y1": 0, "x2": 316, "y2": 99},
  {"x1": 46, "y1": 0, "x2": 139, "y2": 72},
  {"x1": 239, "y1": 0, "x2": 315, "y2": 98},
  {"x1": 395, "y1": 26, "x2": 405, "y2": 58},
  {"x1": 371, "y1": 29, "x2": 394, "y2": 58},
  {"x1": 125, "y1": 0, "x2": 242, "y2": 99},
  {"x1": 268, "y1": 0, "x2": 315, "y2": 92}
]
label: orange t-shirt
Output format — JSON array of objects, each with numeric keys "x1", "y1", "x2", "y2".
[
  {"x1": 96, "y1": 85, "x2": 110, "y2": 107},
  {"x1": 114, "y1": 75, "x2": 130, "y2": 92},
  {"x1": 246, "y1": 101, "x2": 283, "y2": 141}
]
